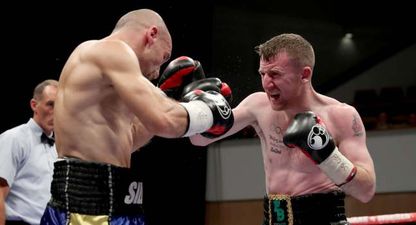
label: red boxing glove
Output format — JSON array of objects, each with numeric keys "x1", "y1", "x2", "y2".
[
  {"x1": 181, "y1": 77, "x2": 232, "y2": 103},
  {"x1": 158, "y1": 56, "x2": 205, "y2": 100}
]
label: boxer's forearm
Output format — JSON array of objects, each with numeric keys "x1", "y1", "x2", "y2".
[{"x1": 339, "y1": 165, "x2": 376, "y2": 203}]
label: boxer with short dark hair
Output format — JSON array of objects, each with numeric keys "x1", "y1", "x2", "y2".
[
  {"x1": 40, "y1": 9, "x2": 233, "y2": 225},
  {"x1": 190, "y1": 33, "x2": 376, "y2": 225}
]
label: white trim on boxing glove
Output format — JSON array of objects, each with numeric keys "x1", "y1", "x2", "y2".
[
  {"x1": 318, "y1": 147, "x2": 357, "y2": 186},
  {"x1": 180, "y1": 101, "x2": 213, "y2": 137}
]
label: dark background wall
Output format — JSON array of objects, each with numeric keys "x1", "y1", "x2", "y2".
[
  {"x1": 2, "y1": 0, "x2": 215, "y2": 128},
  {"x1": 211, "y1": 1, "x2": 416, "y2": 105},
  {"x1": 3, "y1": 0, "x2": 415, "y2": 127}
]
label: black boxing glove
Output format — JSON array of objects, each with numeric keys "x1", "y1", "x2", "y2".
[
  {"x1": 182, "y1": 77, "x2": 232, "y2": 103},
  {"x1": 180, "y1": 90, "x2": 234, "y2": 138},
  {"x1": 283, "y1": 111, "x2": 357, "y2": 186},
  {"x1": 158, "y1": 56, "x2": 205, "y2": 100}
]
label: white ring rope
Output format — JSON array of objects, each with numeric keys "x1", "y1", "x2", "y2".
[{"x1": 348, "y1": 212, "x2": 416, "y2": 225}]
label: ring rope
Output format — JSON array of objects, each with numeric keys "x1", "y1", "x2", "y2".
[{"x1": 347, "y1": 212, "x2": 416, "y2": 225}]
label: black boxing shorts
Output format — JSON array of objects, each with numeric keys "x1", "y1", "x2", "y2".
[
  {"x1": 262, "y1": 191, "x2": 349, "y2": 225},
  {"x1": 40, "y1": 158, "x2": 145, "y2": 225}
]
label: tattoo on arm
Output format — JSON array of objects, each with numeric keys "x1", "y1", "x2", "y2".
[{"x1": 352, "y1": 114, "x2": 364, "y2": 136}]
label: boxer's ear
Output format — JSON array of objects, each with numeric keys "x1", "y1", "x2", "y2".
[
  {"x1": 301, "y1": 66, "x2": 312, "y2": 83},
  {"x1": 145, "y1": 26, "x2": 158, "y2": 46}
]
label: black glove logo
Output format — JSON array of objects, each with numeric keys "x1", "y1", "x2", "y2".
[{"x1": 307, "y1": 124, "x2": 329, "y2": 150}]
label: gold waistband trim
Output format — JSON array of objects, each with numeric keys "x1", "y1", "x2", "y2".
[{"x1": 268, "y1": 194, "x2": 294, "y2": 225}]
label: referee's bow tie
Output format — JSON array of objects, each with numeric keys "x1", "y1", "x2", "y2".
[{"x1": 41, "y1": 133, "x2": 55, "y2": 146}]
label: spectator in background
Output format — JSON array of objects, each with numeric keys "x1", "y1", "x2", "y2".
[
  {"x1": 0, "y1": 79, "x2": 58, "y2": 225},
  {"x1": 408, "y1": 113, "x2": 416, "y2": 127},
  {"x1": 376, "y1": 112, "x2": 389, "y2": 130}
]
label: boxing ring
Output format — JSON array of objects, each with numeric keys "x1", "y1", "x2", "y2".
[{"x1": 347, "y1": 212, "x2": 416, "y2": 224}]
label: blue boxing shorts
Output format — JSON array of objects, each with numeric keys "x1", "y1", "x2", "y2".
[{"x1": 40, "y1": 158, "x2": 145, "y2": 225}]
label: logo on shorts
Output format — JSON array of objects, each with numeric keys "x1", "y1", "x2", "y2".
[
  {"x1": 307, "y1": 124, "x2": 329, "y2": 150},
  {"x1": 124, "y1": 181, "x2": 143, "y2": 204}
]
